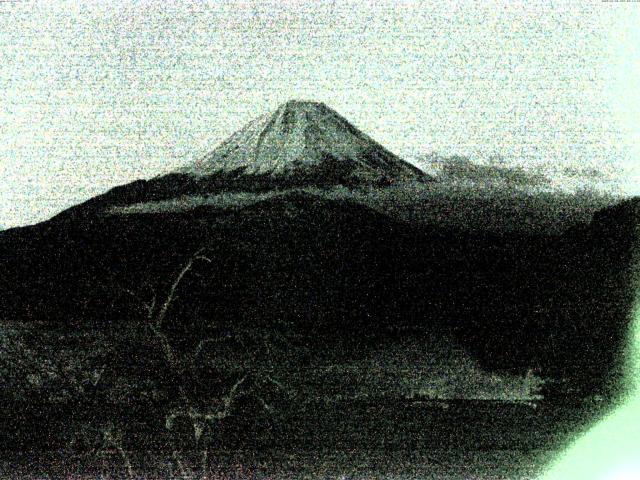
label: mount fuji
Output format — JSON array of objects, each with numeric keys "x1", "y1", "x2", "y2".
[
  {"x1": 178, "y1": 99, "x2": 430, "y2": 184},
  {"x1": 52, "y1": 100, "x2": 432, "y2": 220}
]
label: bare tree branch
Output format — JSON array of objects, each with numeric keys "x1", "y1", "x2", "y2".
[
  {"x1": 99, "y1": 245, "x2": 289, "y2": 478},
  {"x1": 135, "y1": 248, "x2": 213, "y2": 368},
  {"x1": 194, "y1": 337, "x2": 229, "y2": 358},
  {"x1": 154, "y1": 248, "x2": 211, "y2": 329},
  {"x1": 166, "y1": 374, "x2": 247, "y2": 433},
  {"x1": 172, "y1": 450, "x2": 191, "y2": 479},
  {"x1": 102, "y1": 428, "x2": 135, "y2": 480}
]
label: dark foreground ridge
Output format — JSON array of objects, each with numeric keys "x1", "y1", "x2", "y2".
[{"x1": 1, "y1": 192, "x2": 638, "y2": 387}]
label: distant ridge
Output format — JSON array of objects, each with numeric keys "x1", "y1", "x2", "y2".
[{"x1": 177, "y1": 100, "x2": 432, "y2": 185}]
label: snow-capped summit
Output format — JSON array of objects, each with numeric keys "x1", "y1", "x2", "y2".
[{"x1": 177, "y1": 100, "x2": 431, "y2": 184}]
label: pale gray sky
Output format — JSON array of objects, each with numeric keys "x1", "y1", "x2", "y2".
[{"x1": 1, "y1": 0, "x2": 639, "y2": 228}]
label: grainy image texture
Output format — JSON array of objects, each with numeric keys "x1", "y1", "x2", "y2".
[{"x1": 0, "y1": 1, "x2": 639, "y2": 479}]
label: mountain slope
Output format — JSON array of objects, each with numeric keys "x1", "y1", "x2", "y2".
[{"x1": 0, "y1": 193, "x2": 416, "y2": 332}]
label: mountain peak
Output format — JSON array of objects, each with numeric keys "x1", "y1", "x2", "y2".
[
  {"x1": 280, "y1": 99, "x2": 327, "y2": 111},
  {"x1": 178, "y1": 101, "x2": 431, "y2": 185}
]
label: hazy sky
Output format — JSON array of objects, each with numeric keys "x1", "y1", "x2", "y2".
[{"x1": 1, "y1": 0, "x2": 639, "y2": 228}]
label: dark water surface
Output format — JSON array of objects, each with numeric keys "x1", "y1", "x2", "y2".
[{"x1": 0, "y1": 398, "x2": 605, "y2": 479}]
